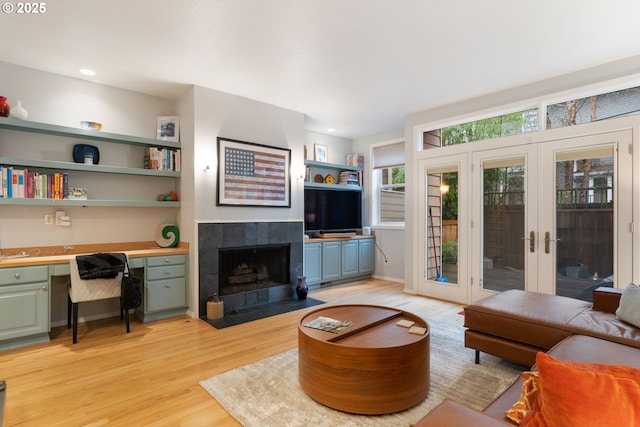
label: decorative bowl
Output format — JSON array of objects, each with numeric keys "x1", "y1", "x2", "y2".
[{"x1": 80, "y1": 121, "x2": 102, "y2": 131}]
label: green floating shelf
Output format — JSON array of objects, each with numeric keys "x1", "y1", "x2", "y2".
[
  {"x1": 0, "y1": 116, "x2": 180, "y2": 149},
  {"x1": 0, "y1": 198, "x2": 180, "y2": 208}
]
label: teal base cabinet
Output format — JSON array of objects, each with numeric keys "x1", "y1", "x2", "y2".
[
  {"x1": 303, "y1": 242, "x2": 322, "y2": 285},
  {"x1": 304, "y1": 237, "x2": 375, "y2": 288},
  {"x1": 341, "y1": 240, "x2": 359, "y2": 276},
  {"x1": 0, "y1": 266, "x2": 50, "y2": 350},
  {"x1": 136, "y1": 254, "x2": 188, "y2": 323},
  {"x1": 358, "y1": 238, "x2": 375, "y2": 274},
  {"x1": 322, "y1": 241, "x2": 342, "y2": 281}
]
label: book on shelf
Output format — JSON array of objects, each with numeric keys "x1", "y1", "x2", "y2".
[
  {"x1": 338, "y1": 170, "x2": 360, "y2": 185},
  {"x1": 144, "y1": 147, "x2": 181, "y2": 172},
  {"x1": 0, "y1": 165, "x2": 69, "y2": 200}
]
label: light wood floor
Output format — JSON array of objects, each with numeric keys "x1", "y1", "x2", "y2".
[{"x1": 0, "y1": 279, "x2": 463, "y2": 427}]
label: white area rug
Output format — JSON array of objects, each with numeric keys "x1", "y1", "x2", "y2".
[{"x1": 200, "y1": 320, "x2": 522, "y2": 426}]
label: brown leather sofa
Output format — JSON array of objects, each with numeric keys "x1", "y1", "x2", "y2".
[
  {"x1": 411, "y1": 288, "x2": 640, "y2": 426},
  {"x1": 412, "y1": 334, "x2": 640, "y2": 426},
  {"x1": 464, "y1": 287, "x2": 639, "y2": 367}
]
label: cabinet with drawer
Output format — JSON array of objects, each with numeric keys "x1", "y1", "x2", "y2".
[
  {"x1": 138, "y1": 254, "x2": 188, "y2": 322},
  {"x1": 0, "y1": 265, "x2": 50, "y2": 349}
]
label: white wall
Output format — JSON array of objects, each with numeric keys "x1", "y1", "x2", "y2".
[
  {"x1": 304, "y1": 130, "x2": 352, "y2": 164},
  {"x1": 353, "y1": 128, "x2": 405, "y2": 284},
  {"x1": 192, "y1": 86, "x2": 305, "y2": 223}
]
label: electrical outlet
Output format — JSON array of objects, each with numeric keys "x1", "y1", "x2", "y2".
[
  {"x1": 55, "y1": 210, "x2": 71, "y2": 226},
  {"x1": 44, "y1": 214, "x2": 54, "y2": 225}
]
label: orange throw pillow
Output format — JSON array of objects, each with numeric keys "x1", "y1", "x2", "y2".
[
  {"x1": 505, "y1": 371, "x2": 540, "y2": 424},
  {"x1": 521, "y1": 352, "x2": 640, "y2": 427}
]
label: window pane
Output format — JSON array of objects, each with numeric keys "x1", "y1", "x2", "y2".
[
  {"x1": 441, "y1": 172, "x2": 458, "y2": 285},
  {"x1": 482, "y1": 163, "x2": 526, "y2": 292},
  {"x1": 546, "y1": 86, "x2": 640, "y2": 129},
  {"x1": 378, "y1": 166, "x2": 405, "y2": 223},
  {"x1": 441, "y1": 109, "x2": 538, "y2": 146},
  {"x1": 556, "y1": 154, "x2": 614, "y2": 301},
  {"x1": 380, "y1": 185, "x2": 405, "y2": 222}
]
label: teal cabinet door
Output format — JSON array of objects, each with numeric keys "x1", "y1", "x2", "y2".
[
  {"x1": 146, "y1": 278, "x2": 187, "y2": 312},
  {"x1": 341, "y1": 240, "x2": 359, "y2": 276},
  {"x1": 322, "y1": 241, "x2": 342, "y2": 281},
  {"x1": 304, "y1": 243, "x2": 322, "y2": 285},
  {"x1": 358, "y1": 239, "x2": 375, "y2": 274},
  {"x1": 0, "y1": 281, "x2": 49, "y2": 341}
]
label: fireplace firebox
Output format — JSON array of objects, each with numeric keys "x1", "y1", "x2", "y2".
[{"x1": 219, "y1": 244, "x2": 290, "y2": 295}]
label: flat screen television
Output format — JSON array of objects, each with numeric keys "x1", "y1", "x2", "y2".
[{"x1": 304, "y1": 188, "x2": 362, "y2": 233}]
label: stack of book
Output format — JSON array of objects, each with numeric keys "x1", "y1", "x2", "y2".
[
  {"x1": 339, "y1": 170, "x2": 360, "y2": 185},
  {"x1": 0, "y1": 166, "x2": 69, "y2": 199},
  {"x1": 144, "y1": 147, "x2": 181, "y2": 172}
]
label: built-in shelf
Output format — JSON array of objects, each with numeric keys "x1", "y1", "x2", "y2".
[
  {"x1": 0, "y1": 157, "x2": 180, "y2": 178},
  {"x1": 0, "y1": 198, "x2": 180, "y2": 207},
  {"x1": 304, "y1": 160, "x2": 363, "y2": 191},
  {"x1": 0, "y1": 116, "x2": 181, "y2": 208},
  {"x1": 304, "y1": 160, "x2": 363, "y2": 172},
  {"x1": 0, "y1": 116, "x2": 180, "y2": 149},
  {"x1": 304, "y1": 182, "x2": 362, "y2": 191}
]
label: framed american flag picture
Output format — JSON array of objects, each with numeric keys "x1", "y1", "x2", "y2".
[{"x1": 216, "y1": 137, "x2": 291, "y2": 207}]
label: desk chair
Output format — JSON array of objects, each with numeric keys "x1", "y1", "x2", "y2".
[{"x1": 67, "y1": 254, "x2": 130, "y2": 344}]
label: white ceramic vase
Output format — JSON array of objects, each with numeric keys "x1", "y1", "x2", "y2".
[{"x1": 10, "y1": 100, "x2": 28, "y2": 120}]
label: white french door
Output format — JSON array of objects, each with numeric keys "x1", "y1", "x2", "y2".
[
  {"x1": 470, "y1": 145, "x2": 539, "y2": 301},
  {"x1": 470, "y1": 130, "x2": 633, "y2": 302},
  {"x1": 537, "y1": 131, "x2": 633, "y2": 297},
  {"x1": 417, "y1": 153, "x2": 470, "y2": 303}
]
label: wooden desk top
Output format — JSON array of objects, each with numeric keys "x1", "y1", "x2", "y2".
[{"x1": 0, "y1": 241, "x2": 189, "y2": 268}]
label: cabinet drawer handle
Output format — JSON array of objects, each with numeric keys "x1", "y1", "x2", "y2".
[
  {"x1": 14, "y1": 273, "x2": 21, "y2": 279},
  {"x1": 164, "y1": 270, "x2": 171, "y2": 275},
  {"x1": 41, "y1": 286, "x2": 48, "y2": 291},
  {"x1": 164, "y1": 258, "x2": 170, "y2": 263},
  {"x1": 164, "y1": 284, "x2": 171, "y2": 288}
]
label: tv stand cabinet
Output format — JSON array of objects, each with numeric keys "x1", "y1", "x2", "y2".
[{"x1": 304, "y1": 236, "x2": 374, "y2": 288}]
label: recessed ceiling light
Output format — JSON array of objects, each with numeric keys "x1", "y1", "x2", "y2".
[
  {"x1": 79, "y1": 68, "x2": 96, "y2": 76},
  {"x1": 327, "y1": 128, "x2": 335, "y2": 133}
]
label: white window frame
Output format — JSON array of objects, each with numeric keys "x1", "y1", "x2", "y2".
[{"x1": 371, "y1": 139, "x2": 405, "y2": 228}]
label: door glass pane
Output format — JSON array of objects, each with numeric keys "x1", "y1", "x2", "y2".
[
  {"x1": 556, "y1": 151, "x2": 614, "y2": 301},
  {"x1": 426, "y1": 172, "x2": 458, "y2": 285},
  {"x1": 482, "y1": 161, "x2": 525, "y2": 292}
]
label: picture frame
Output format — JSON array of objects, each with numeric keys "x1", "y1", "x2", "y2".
[
  {"x1": 217, "y1": 137, "x2": 291, "y2": 207},
  {"x1": 157, "y1": 116, "x2": 180, "y2": 143},
  {"x1": 314, "y1": 143, "x2": 328, "y2": 162}
]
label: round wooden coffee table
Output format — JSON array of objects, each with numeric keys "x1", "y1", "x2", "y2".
[{"x1": 298, "y1": 304, "x2": 430, "y2": 415}]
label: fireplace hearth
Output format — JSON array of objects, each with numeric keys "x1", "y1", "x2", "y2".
[{"x1": 198, "y1": 221, "x2": 303, "y2": 317}]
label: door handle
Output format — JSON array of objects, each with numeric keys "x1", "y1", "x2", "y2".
[
  {"x1": 544, "y1": 232, "x2": 561, "y2": 254},
  {"x1": 522, "y1": 231, "x2": 535, "y2": 253}
]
